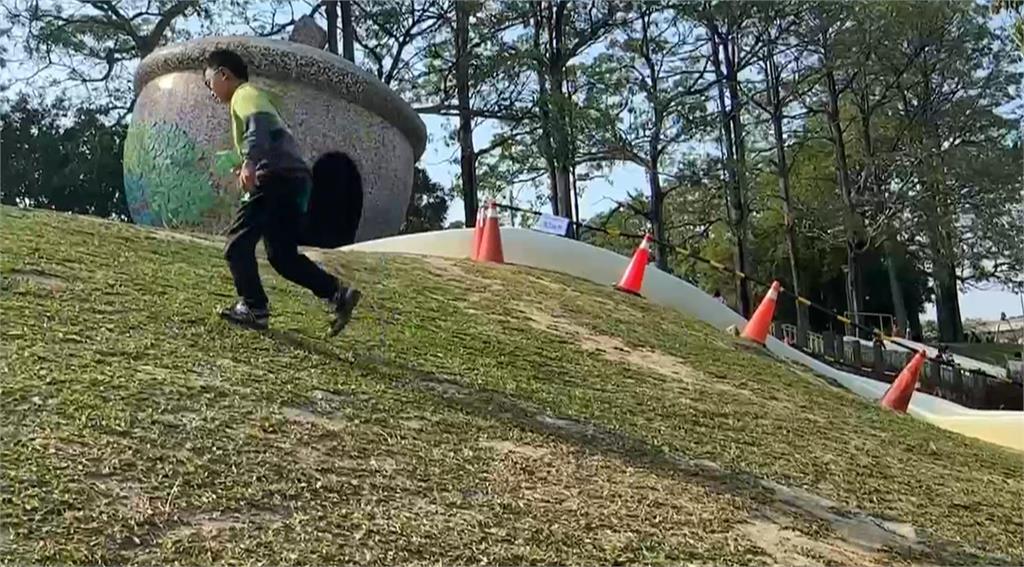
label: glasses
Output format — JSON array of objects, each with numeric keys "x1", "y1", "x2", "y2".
[{"x1": 203, "y1": 67, "x2": 223, "y2": 91}]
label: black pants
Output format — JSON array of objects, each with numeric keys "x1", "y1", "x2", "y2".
[{"x1": 224, "y1": 173, "x2": 339, "y2": 309}]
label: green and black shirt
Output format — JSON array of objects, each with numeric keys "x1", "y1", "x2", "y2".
[{"x1": 230, "y1": 83, "x2": 311, "y2": 209}]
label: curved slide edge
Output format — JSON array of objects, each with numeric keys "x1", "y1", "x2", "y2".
[{"x1": 343, "y1": 228, "x2": 1023, "y2": 451}]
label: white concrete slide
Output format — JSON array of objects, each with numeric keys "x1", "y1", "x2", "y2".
[{"x1": 344, "y1": 227, "x2": 1023, "y2": 452}]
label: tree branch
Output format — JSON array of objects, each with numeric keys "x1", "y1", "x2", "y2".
[{"x1": 142, "y1": 1, "x2": 197, "y2": 54}]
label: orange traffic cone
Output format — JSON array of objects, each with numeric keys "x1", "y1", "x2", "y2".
[
  {"x1": 476, "y1": 202, "x2": 504, "y2": 264},
  {"x1": 740, "y1": 281, "x2": 781, "y2": 345},
  {"x1": 471, "y1": 206, "x2": 485, "y2": 260},
  {"x1": 880, "y1": 350, "x2": 927, "y2": 413},
  {"x1": 615, "y1": 234, "x2": 652, "y2": 296}
]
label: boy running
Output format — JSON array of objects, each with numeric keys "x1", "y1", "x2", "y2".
[{"x1": 203, "y1": 48, "x2": 360, "y2": 334}]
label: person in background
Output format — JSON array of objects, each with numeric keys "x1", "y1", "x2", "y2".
[
  {"x1": 712, "y1": 288, "x2": 726, "y2": 305},
  {"x1": 203, "y1": 48, "x2": 360, "y2": 334}
]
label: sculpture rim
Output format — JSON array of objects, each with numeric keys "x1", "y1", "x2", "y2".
[{"x1": 133, "y1": 35, "x2": 427, "y2": 159}]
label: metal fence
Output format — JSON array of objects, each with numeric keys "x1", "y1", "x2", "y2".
[{"x1": 771, "y1": 323, "x2": 1022, "y2": 410}]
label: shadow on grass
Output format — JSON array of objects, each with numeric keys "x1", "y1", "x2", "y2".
[{"x1": 264, "y1": 327, "x2": 1014, "y2": 567}]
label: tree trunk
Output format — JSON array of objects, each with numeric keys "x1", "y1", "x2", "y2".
[
  {"x1": 569, "y1": 164, "x2": 579, "y2": 239},
  {"x1": 926, "y1": 197, "x2": 965, "y2": 342},
  {"x1": 884, "y1": 232, "x2": 909, "y2": 336},
  {"x1": 823, "y1": 62, "x2": 861, "y2": 334},
  {"x1": 549, "y1": 1, "x2": 574, "y2": 222},
  {"x1": 914, "y1": 58, "x2": 963, "y2": 344},
  {"x1": 856, "y1": 81, "x2": 908, "y2": 337},
  {"x1": 648, "y1": 157, "x2": 669, "y2": 270},
  {"x1": 766, "y1": 48, "x2": 807, "y2": 337},
  {"x1": 642, "y1": 11, "x2": 668, "y2": 270},
  {"x1": 711, "y1": 24, "x2": 752, "y2": 317},
  {"x1": 325, "y1": 1, "x2": 339, "y2": 55},
  {"x1": 929, "y1": 219, "x2": 964, "y2": 342},
  {"x1": 533, "y1": 2, "x2": 559, "y2": 215},
  {"x1": 340, "y1": 0, "x2": 355, "y2": 62},
  {"x1": 455, "y1": 0, "x2": 477, "y2": 225},
  {"x1": 908, "y1": 304, "x2": 923, "y2": 341},
  {"x1": 933, "y1": 258, "x2": 964, "y2": 342},
  {"x1": 725, "y1": 38, "x2": 752, "y2": 316}
]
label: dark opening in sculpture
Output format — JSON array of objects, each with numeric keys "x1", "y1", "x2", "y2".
[{"x1": 301, "y1": 151, "x2": 363, "y2": 248}]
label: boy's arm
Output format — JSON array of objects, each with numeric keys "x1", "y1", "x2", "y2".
[
  {"x1": 231, "y1": 86, "x2": 284, "y2": 168},
  {"x1": 240, "y1": 113, "x2": 279, "y2": 166}
]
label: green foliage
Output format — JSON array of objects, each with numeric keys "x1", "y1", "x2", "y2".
[
  {"x1": 0, "y1": 95, "x2": 129, "y2": 220},
  {"x1": 580, "y1": 193, "x2": 651, "y2": 259},
  {"x1": 401, "y1": 166, "x2": 452, "y2": 233},
  {"x1": 889, "y1": 1, "x2": 1023, "y2": 292},
  {"x1": 2, "y1": 0, "x2": 211, "y2": 115},
  {"x1": 992, "y1": 0, "x2": 1024, "y2": 51},
  {"x1": 123, "y1": 121, "x2": 217, "y2": 227},
  {"x1": 1, "y1": 0, "x2": 299, "y2": 116}
]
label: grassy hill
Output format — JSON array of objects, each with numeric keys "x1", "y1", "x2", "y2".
[{"x1": 2, "y1": 206, "x2": 1022, "y2": 565}]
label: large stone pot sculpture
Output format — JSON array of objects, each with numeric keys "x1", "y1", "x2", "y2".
[{"x1": 125, "y1": 35, "x2": 426, "y2": 244}]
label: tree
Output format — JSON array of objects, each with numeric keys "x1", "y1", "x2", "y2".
[
  {"x1": 455, "y1": 2, "x2": 626, "y2": 224},
  {"x1": 416, "y1": 2, "x2": 618, "y2": 227},
  {"x1": 581, "y1": 192, "x2": 657, "y2": 258},
  {"x1": 894, "y1": 1, "x2": 1022, "y2": 341},
  {"x1": 454, "y1": 0, "x2": 478, "y2": 225},
  {"x1": 354, "y1": 0, "x2": 507, "y2": 228},
  {"x1": 352, "y1": 0, "x2": 446, "y2": 93},
  {"x1": 701, "y1": 1, "x2": 765, "y2": 317},
  {"x1": 585, "y1": 2, "x2": 713, "y2": 270},
  {"x1": 799, "y1": 2, "x2": 871, "y2": 332},
  {"x1": 992, "y1": 0, "x2": 1024, "y2": 51},
  {"x1": 838, "y1": 2, "x2": 935, "y2": 340},
  {"x1": 745, "y1": 1, "x2": 815, "y2": 337},
  {"x1": 325, "y1": 0, "x2": 339, "y2": 54},
  {"x1": 533, "y1": 1, "x2": 626, "y2": 224},
  {"x1": 340, "y1": 0, "x2": 355, "y2": 61},
  {"x1": 2, "y1": 0, "x2": 204, "y2": 117},
  {"x1": 1, "y1": 0, "x2": 315, "y2": 119},
  {"x1": 1, "y1": 95, "x2": 129, "y2": 219},
  {"x1": 413, "y1": 2, "x2": 530, "y2": 224},
  {"x1": 415, "y1": 2, "x2": 540, "y2": 223},
  {"x1": 402, "y1": 166, "x2": 452, "y2": 233}
]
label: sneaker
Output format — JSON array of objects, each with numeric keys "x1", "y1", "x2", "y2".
[
  {"x1": 329, "y1": 286, "x2": 362, "y2": 336},
  {"x1": 219, "y1": 300, "x2": 270, "y2": 330}
]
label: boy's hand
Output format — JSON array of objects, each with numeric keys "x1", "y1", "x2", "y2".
[{"x1": 239, "y1": 160, "x2": 257, "y2": 192}]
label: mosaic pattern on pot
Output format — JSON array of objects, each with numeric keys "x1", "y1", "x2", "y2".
[{"x1": 123, "y1": 121, "x2": 218, "y2": 228}]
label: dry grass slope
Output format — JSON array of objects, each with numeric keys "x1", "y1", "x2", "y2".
[{"x1": 1, "y1": 206, "x2": 1022, "y2": 565}]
